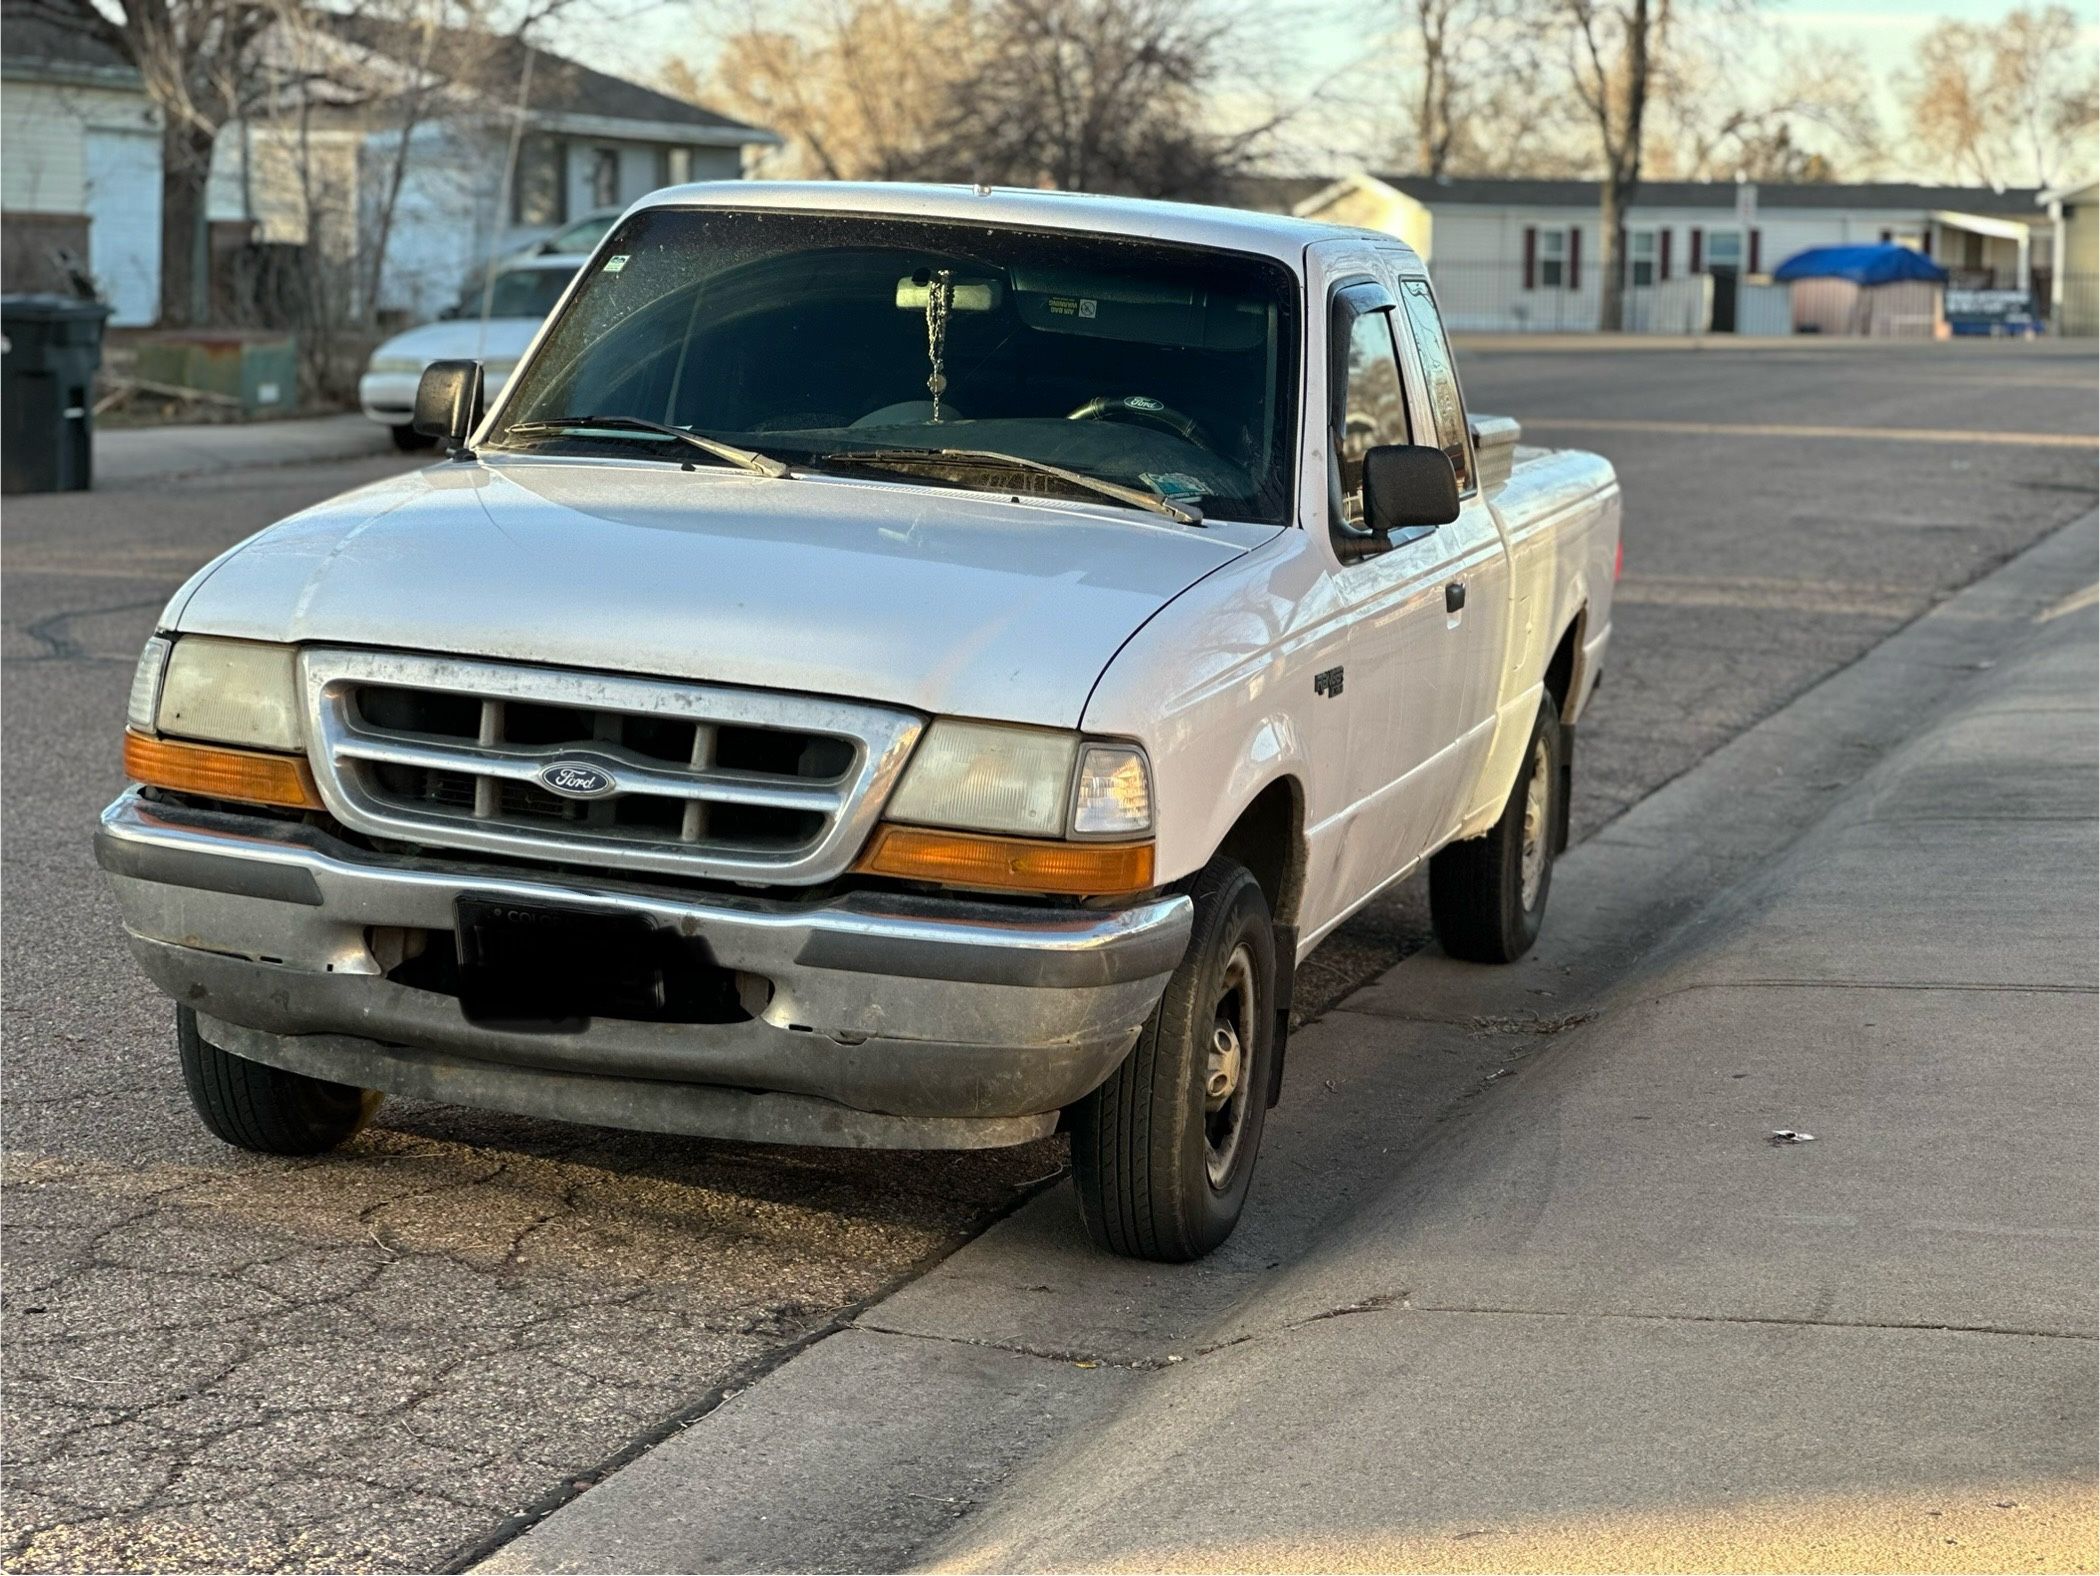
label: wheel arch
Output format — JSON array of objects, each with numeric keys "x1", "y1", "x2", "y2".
[{"x1": 1208, "y1": 773, "x2": 1308, "y2": 932}]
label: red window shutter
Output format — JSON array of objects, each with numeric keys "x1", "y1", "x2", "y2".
[
  {"x1": 1750, "y1": 228, "x2": 1762, "y2": 273},
  {"x1": 1659, "y1": 229, "x2": 1672, "y2": 280},
  {"x1": 1523, "y1": 226, "x2": 1537, "y2": 290},
  {"x1": 1689, "y1": 227, "x2": 1704, "y2": 273},
  {"x1": 1920, "y1": 228, "x2": 1932, "y2": 258},
  {"x1": 1568, "y1": 227, "x2": 1582, "y2": 291}
]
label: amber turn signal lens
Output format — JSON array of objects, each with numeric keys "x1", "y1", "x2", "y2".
[
  {"x1": 123, "y1": 730, "x2": 324, "y2": 811},
  {"x1": 857, "y1": 824, "x2": 1154, "y2": 896}
]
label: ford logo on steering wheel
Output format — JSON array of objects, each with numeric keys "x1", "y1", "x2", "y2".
[{"x1": 539, "y1": 761, "x2": 617, "y2": 799}]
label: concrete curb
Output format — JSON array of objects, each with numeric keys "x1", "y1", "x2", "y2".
[{"x1": 475, "y1": 512, "x2": 2099, "y2": 1576}]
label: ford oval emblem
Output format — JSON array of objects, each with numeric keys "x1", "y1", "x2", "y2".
[{"x1": 538, "y1": 761, "x2": 617, "y2": 799}]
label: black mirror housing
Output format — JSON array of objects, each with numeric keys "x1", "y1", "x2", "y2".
[
  {"x1": 1362, "y1": 443, "x2": 1461, "y2": 533},
  {"x1": 413, "y1": 360, "x2": 484, "y2": 445}
]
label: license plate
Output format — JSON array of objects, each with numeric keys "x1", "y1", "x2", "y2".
[{"x1": 454, "y1": 895, "x2": 665, "y2": 1026}]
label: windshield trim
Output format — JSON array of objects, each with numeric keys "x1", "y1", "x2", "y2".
[{"x1": 475, "y1": 209, "x2": 1302, "y2": 523}]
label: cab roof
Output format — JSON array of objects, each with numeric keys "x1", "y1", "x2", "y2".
[{"x1": 629, "y1": 181, "x2": 1420, "y2": 273}]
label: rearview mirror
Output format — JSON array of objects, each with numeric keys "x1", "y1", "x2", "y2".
[
  {"x1": 1362, "y1": 443, "x2": 1460, "y2": 533},
  {"x1": 413, "y1": 359, "x2": 484, "y2": 447}
]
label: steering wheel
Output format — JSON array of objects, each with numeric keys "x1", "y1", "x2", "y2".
[{"x1": 1067, "y1": 394, "x2": 1212, "y2": 450}]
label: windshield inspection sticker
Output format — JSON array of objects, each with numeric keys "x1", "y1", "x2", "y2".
[
  {"x1": 1142, "y1": 471, "x2": 1206, "y2": 502},
  {"x1": 602, "y1": 254, "x2": 630, "y2": 273}
]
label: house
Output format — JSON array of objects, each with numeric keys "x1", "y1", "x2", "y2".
[
  {"x1": 0, "y1": 0, "x2": 163, "y2": 324},
  {"x1": 207, "y1": 21, "x2": 779, "y2": 323},
  {"x1": 207, "y1": 20, "x2": 778, "y2": 323},
  {"x1": 1296, "y1": 174, "x2": 2055, "y2": 334},
  {"x1": 2039, "y1": 181, "x2": 2097, "y2": 335}
]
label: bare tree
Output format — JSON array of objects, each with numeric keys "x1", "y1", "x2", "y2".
[
  {"x1": 934, "y1": 0, "x2": 1282, "y2": 197},
  {"x1": 1553, "y1": 0, "x2": 1666, "y2": 329},
  {"x1": 688, "y1": 0, "x2": 1283, "y2": 198},
  {"x1": 1396, "y1": 0, "x2": 1582, "y2": 177},
  {"x1": 1908, "y1": 6, "x2": 2097, "y2": 189},
  {"x1": 688, "y1": 0, "x2": 970, "y2": 180},
  {"x1": 15, "y1": 0, "x2": 286, "y2": 324},
  {"x1": 1651, "y1": 34, "x2": 1882, "y2": 181}
]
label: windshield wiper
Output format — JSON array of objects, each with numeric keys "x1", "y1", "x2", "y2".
[
  {"x1": 502, "y1": 415, "x2": 790, "y2": 478},
  {"x1": 820, "y1": 446, "x2": 1203, "y2": 526}
]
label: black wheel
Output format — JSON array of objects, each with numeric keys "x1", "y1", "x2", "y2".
[
  {"x1": 1071, "y1": 858, "x2": 1275, "y2": 1262},
  {"x1": 176, "y1": 1006, "x2": 379, "y2": 1155},
  {"x1": 389, "y1": 424, "x2": 437, "y2": 452},
  {"x1": 1429, "y1": 690, "x2": 1564, "y2": 964}
]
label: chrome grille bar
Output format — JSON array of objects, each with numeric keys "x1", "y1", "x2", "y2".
[{"x1": 298, "y1": 649, "x2": 924, "y2": 883}]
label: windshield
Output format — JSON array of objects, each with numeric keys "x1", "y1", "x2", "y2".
[
  {"x1": 480, "y1": 265, "x2": 578, "y2": 320},
  {"x1": 488, "y1": 208, "x2": 1300, "y2": 524}
]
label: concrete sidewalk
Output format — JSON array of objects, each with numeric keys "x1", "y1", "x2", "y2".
[
  {"x1": 94, "y1": 412, "x2": 391, "y2": 486},
  {"x1": 928, "y1": 572, "x2": 2099, "y2": 1571},
  {"x1": 476, "y1": 518, "x2": 2097, "y2": 1576}
]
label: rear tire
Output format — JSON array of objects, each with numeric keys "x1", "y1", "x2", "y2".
[
  {"x1": 389, "y1": 424, "x2": 437, "y2": 452},
  {"x1": 1071, "y1": 858, "x2": 1275, "y2": 1262},
  {"x1": 1429, "y1": 691, "x2": 1564, "y2": 964},
  {"x1": 177, "y1": 1006, "x2": 380, "y2": 1155}
]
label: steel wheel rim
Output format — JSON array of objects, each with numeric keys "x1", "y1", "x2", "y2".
[
  {"x1": 1203, "y1": 942, "x2": 1257, "y2": 1190},
  {"x1": 1519, "y1": 734, "x2": 1551, "y2": 910}
]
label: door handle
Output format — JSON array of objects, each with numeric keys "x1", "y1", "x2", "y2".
[{"x1": 1445, "y1": 581, "x2": 1466, "y2": 614}]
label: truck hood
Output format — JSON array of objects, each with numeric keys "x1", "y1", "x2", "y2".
[{"x1": 168, "y1": 456, "x2": 1263, "y2": 728}]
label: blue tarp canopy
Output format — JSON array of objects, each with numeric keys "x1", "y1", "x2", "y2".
[{"x1": 1772, "y1": 243, "x2": 1950, "y2": 285}]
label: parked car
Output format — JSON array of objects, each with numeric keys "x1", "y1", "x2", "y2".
[
  {"x1": 100, "y1": 184, "x2": 1620, "y2": 1261},
  {"x1": 515, "y1": 206, "x2": 623, "y2": 263},
  {"x1": 357, "y1": 257, "x2": 581, "y2": 449}
]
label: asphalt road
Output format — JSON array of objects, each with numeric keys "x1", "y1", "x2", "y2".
[{"x1": 5, "y1": 342, "x2": 2095, "y2": 1572}]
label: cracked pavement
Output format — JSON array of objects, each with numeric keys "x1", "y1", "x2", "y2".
[{"x1": 6, "y1": 343, "x2": 2096, "y2": 1572}]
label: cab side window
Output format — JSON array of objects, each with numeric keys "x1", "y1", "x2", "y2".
[
  {"x1": 1332, "y1": 302, "x2": 1410, "y2": 529},
  {"x1": 1398, "y1": 279, "x2": 1473, "y2": 493}
]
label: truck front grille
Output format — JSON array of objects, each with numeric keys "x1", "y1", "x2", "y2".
[{"x1": 300, "y1": 650, "x2": 922, "y2": 882}]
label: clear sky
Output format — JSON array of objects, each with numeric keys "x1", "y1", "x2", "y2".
[{"x1": 553, "y1": 0, "x2": 2098, "y2": 185}]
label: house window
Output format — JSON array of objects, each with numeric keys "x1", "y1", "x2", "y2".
[
  {"x1": 658, "y1": 146, "x2": 694, "y2": 186},
  {"x1": 1628, "y1": 229, "x2": 1657, "y2": 288},
  {"x1": 1707, "y1": 229, "x2": 1744, "y2": 270},
  {"x1": 1538, "y1": 228, "x2": 1567, "y2": 288},
  {"x1": 513, "y1": 135, "x2": 566, "y2": 226},
  {"x1": 590, "y1": 147, "x2": 621, "y2": 209}
]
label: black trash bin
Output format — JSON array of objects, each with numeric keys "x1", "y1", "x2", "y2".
[{"x1": 2, "y1": 294, "x2": 113, "y2": 494}]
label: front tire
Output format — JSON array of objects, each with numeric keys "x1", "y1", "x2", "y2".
[
  {"x1": 1071, "y1": 858, "x2": 1276, "y2": 1262},
  {"x1": 1429, "y1": 690, "x2": 1565, "y2": 964},
  {"x1": 177, "y1": 1006, "x2": 380, "y2": 1155}
]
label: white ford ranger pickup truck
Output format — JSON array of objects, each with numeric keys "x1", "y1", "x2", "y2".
[{"x1": 98, "y1": 183, "x2": 1619, "y2": 1261}]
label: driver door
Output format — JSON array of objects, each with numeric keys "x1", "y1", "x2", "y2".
[{"x1": 1321, "y1": 280, "x2": 1478, "y2": 914}]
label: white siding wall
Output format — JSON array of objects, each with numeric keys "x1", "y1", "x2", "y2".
[
  {"x1": 560, "y1": 138, "x2": 742, "y2": 224},
  {"x1": 1, "y1": 78, "x2": 157, "y2": 213},
  {"x1": 1417, "y1": 201, "x2": 2032, "y2": 332}
]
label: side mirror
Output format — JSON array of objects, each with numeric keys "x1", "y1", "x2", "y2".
[
  {"x1": 413, "y1": 359, "x2": 484, "y2": 447},
  {"x1": 1362, "y1": 443, "x2": 1461, "y2": 533}
]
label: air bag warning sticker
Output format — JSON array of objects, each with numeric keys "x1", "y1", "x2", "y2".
[{"x1": 1047, "y1": 296, "x2": 1098, "y2": 319}]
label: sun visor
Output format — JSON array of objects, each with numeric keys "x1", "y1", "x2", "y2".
[{"x1": 1009, "y1": 269, "x2": 1270, "y2": 350}]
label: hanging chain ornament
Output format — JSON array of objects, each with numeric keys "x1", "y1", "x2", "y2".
[{"x1": 923, "y1": 267, "x2": 953, "y2": 423}]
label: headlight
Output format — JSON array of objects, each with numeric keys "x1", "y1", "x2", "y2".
[
  {"x1": 885, "y1": 722, "x2": 1154, "y2": 839},
  {"x1": 887, "y1": 721, "x2": 1077, "y2": 837},
  {"x1": 126, "y1": 636, "x2": 171, "y2": 733},
  {"x1": 154, "y1": 637, "x2": 304, "y2": 751}
]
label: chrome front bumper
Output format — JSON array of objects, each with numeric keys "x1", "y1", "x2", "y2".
[{"x1": 96, "y1": 791, "x2": 1191, "y2": 1149}]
